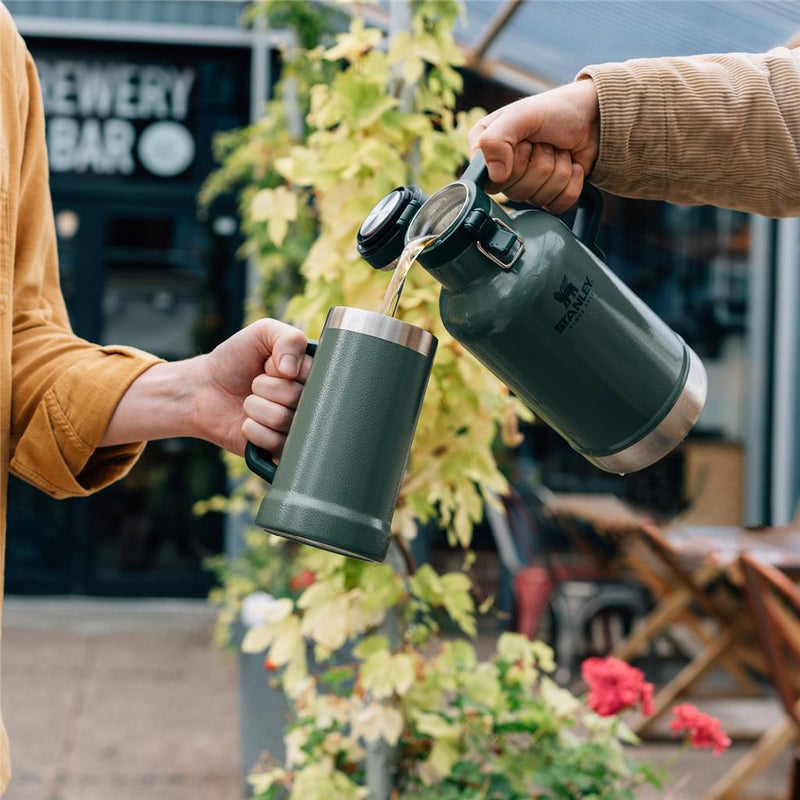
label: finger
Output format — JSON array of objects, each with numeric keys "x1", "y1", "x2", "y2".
[
  {"x1": 264, "y1": 351, "x2": 313, "y2": 382},
  {"x1": 545, "y1": 163, "x2": 585, "y2": 215},
  {"x1": 476, "y1": 96, "x2": 546, "y2": 185},
  {"x1": 482, "y1": 139, "x2": 532, "y2": 195},
  {"x1": 251, "y1": 373, "x2": 304, "y2": 409},
  {"x1": 502, "y1": 142, "x2": 556, "y2": 203},
  {"x1": 529, "y1": 147, "x2": 575, "y2": 210},
  {"x1": 468, "y1": 107, "x2": 503, "y2": 155},
  {"x1": 241, "y1": 417, "x2": 288, "y2": 455},
  {"x1": 243, "y1": 394, "x2": 296, "y2": 434},
  {"x1": 248, "y1": 318, "x2": 307, "y2": 379}
]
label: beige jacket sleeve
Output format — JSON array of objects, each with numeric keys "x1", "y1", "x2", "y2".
[
  {"x1": 578, "y1": 47, "x2": 800, "y2": 217},
  {"x1": 2, "y1": 6, "x2": 163, "y2": 499}
]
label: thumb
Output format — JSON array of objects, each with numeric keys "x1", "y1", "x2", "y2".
[{"x1": 249, "y1": 318, "x2": 308, "y2": 379}]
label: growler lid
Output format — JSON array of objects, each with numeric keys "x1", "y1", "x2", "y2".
[
  {"x1": 407, "y1": 179, "x2": 522, "y2": 273},
  {"x1": 357, "y1": 186, "x2": 428, "y2": 270}
]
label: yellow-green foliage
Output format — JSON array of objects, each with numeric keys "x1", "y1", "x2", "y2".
[{"x1": 203, "y1": 0, "x2": 528, "y2": 551}]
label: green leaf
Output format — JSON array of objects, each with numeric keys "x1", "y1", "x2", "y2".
[
  {"x1": 360, "y1": 650, "x2": 416, "y2": 699},
  {"x1": 352, "y1": 634, "x2": 389, "y2": 660},
  {"x1": 426, "y1": 737, "x2": 460, "y2": 781},
  {"x1": 250, "y1": 186, "x2": 298, "y2": 246},
  {"x1": 410, "y1": 564, "x2": 444, "y2": 605},
  {"x1": 301, "y1": 594, "x2": 350, "y2": 651},
  {"x1": 414, "y1": 711, "x2": 457, "y2": 739}
]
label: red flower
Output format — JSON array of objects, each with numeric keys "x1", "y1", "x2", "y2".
[
  {"x1": 670, "y1": 703, "x2": 731, "y2": 756},
  {"x1": 263, "y1": 657, "x2": 279, "y2": 672},
  {"x1": 581, "y1": 656, "x2": 656, "y2": 717},
  {"x1": 289, "y1": 569, "x2": 317, "y2": 592}
]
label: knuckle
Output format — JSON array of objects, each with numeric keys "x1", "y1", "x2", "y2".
[
  {"x1": 251, "y1": 374, "x2": 267, "y2": 395},
  {"x1": 273, "y1": 404, "x2": 295, "y2": 430},
  {"x1": 554, "y1": 156, "x2": 573, "y2": 184},
  {"x1": 562, "y1": 181, "x2": 583, "y2": 206},
  {"x1": 244, "y1": 419, "x2": 285, "y2": 453}
]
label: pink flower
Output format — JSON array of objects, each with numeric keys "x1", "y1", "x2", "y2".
[
  {"x1": 670, "y1": 703, "x2": 732, "y2": 756},
  {"x1": 581, "y1": 656, "x2": 656, "y2": 717}
]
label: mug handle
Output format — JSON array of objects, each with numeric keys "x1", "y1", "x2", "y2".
[{"x1": 244, "y1": 339, "x2": 318, "y2": 483}]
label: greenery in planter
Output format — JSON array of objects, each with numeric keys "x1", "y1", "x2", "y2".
[
  {"x1": 202, "y1": 0, "x2": 524, "y2": 644},
  {"x1": 201, "y1": 2, "x2": 730, "y2": 798}
]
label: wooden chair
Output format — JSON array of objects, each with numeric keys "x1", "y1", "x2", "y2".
[
  {"x1": 732, "y1": 555, "x2": 800, "y2": 800},
  {"x1": 544, "y1": 495, "x2": 764, "y2": 704},
  {"x1": 627, "y1": 523, "x2": 767, "y2": 738}
]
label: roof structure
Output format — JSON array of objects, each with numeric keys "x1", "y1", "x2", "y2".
[
  {"x1": 6, "y1": 0, "x2": 800, "y2": 94},
  {"x1": 455, "y1": 0, "x2": 800, "y2": 92}
]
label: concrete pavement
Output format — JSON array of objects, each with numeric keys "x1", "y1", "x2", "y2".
[
  {"x1": 0, "y1": 598, "x2": 241, "y2": 800},
  {"x1": 0, "y1": 597, "x2": 793, "y2": 800}
]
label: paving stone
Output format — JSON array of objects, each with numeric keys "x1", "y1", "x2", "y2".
[{"x1": 0, "y1": 599, "x2": 240, "y2": 800}]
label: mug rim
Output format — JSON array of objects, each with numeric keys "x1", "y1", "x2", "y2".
[{"x1": 325, "y1": 306, "x2": 437, "y2": 357}]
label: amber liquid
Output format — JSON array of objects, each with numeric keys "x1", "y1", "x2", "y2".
[{"x1": 378, "y1": 235, "x2": 438, "y2": 318}]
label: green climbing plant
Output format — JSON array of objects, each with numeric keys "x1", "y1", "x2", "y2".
[{"x1": 197, "y1": 1, "x2": 658, "y2": 797}]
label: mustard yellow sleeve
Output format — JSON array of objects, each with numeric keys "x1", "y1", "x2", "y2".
[
  {"x1": 578, "y1": 47, "x2": 800, "y2": 217},
  {"x1": 4, "y1": 13, "x2": 163, "y2": 499}
]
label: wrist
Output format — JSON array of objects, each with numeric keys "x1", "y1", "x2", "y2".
[
  {"x1": 572, "y1": 77, "x2": 600, "y2": 174},
  {"x1": 183, "y1": 355, "x2": 216, "y2": 441},
  {"x1": 100, "y1": 357, "x2": 206, "y2": 447}
]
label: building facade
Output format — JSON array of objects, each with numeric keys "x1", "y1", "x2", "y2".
[
  {"x1": 4, "y1": 0, "x2": 799, "y2": 596},
  {"x1": 5, "y1": 0, "x2": 275, "y2": 595}
]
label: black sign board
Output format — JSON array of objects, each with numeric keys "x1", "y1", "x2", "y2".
[{"x1": 28, "y1": 38, "x2": 254, "y2": 192}]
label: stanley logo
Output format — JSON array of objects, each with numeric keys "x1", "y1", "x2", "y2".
[
  {"x1": 553, "y1": 276, "x2": 579, "y2": 310},
  {"x1": 554, "y1": 275, "x2": 594, "y2": 333}
]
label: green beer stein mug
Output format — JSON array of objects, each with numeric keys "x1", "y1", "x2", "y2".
[{"x1": 245, "y1": 306, "x2": 437, "y2": 563}]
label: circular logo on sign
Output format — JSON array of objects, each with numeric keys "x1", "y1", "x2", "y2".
[{"x1": 137, "y1": 121, "x2": 195, "y2": 177}]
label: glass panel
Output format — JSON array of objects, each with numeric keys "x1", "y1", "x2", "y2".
[
  {"x1": 87, "y1": 209, "x2": 228, "y2": 594},
  {"x1": 5, "y1": 479, "x2": 74, "y2": 593},
  {"x1": 90, "y1": 439, "x2": 224, "y2": 592}
]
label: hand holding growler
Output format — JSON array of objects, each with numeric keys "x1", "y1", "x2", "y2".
[{"x1": 357, "y1": 152, "x2": 706, "y2": 474}]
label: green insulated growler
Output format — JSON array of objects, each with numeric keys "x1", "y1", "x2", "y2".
[{"x1": 357, "y1": 154, "x2": 706, "y2": 474}]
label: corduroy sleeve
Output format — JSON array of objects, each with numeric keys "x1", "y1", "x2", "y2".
[
  {"x1": 578, "y1": 47, "x2": 800, "y2": 217},
  {"x1": 6, "y1": 18, "x2": 163, "y2": 499}
]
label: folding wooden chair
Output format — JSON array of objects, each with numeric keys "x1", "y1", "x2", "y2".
[
  {"x1": 708, "y1": 554, "x2": 800, "y2": 800},
  {"x1": 543, "y1": 494, "x2": 763, "y2": 700},
  {"x1": 627, "y1": 524, "x2": 768, "y2": 736}
]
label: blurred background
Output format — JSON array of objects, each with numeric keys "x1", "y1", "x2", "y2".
[
  {"x1": 4, "y1": 0, "x2": 799, "y2": 598},
  {"x1": 2, "y1": 2, "x2": 800, "y2": 799}
]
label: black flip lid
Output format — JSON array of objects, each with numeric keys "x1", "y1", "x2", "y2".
[{"x1": 357, "y1": 186, "x2": 428, "y2": 270}]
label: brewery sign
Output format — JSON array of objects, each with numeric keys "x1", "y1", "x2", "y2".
[{"x1": 38, "y1": 58, "x2": 197, "y2": 179}]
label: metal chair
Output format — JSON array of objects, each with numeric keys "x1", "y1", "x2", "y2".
[{"x1": 486, "y1": 484, "x2": 648, "y2": 684}]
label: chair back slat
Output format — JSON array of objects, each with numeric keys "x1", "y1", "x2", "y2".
[{"x1": 741, "y1": 554, "x2": 800, "y2": 731}]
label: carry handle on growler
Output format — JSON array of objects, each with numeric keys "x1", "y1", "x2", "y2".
[{"x1": 358, "y1": 152, "x2": 707, "y2": 474}]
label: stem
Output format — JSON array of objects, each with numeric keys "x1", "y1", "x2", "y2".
[{"x1": 391, "y1": 534, "x2": 417, "y2": 576}]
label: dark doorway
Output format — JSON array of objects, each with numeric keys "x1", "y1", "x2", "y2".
[{"x1": 6, "y1": 197, "x2": 244, "y2": 596}]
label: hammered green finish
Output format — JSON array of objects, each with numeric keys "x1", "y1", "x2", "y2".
[
  {"x1": 252, "y1": 325, "x2": 435, "y2": 562},
  {"x1": 420, "y1": 201, "x2": 689, "y2": 458}
]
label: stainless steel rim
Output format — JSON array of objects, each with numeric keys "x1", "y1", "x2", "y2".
[
  {"x1": 588, "y1": 347, "x2": 708, "y2": 474},
  {"x1": 325, "y1": 306, "x2": 437, "y2": 357},
  {"x1": 407, "y1": 183, "x2": 469, "y2": 240}
]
